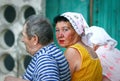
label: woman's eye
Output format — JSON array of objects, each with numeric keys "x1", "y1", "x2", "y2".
[
  {"x1": 64, "y1": 29, "x2": 68, "y2": 31},
  {"x1": 56, "y1": 29, "x2": 59, "y2": 32}
]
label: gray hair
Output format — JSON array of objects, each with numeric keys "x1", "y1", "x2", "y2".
[{"x1": 24, "y1": 15, "x2": 53, "y2": 45}]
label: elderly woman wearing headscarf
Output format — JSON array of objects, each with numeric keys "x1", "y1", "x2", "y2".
[
  {"x1": 86, "y1": 26, "x2": 120, "y2": 81},
  {"x1": 54, "y1": 12, "x2": 102, "y2": 81}
]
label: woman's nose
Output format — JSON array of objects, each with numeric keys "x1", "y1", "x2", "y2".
[
  {"x1": 21, "y1": 36, "x2": 24, "y2": 42},
  {"x1": 58, "y1": 31, "x2": 64, "y2": 38}
]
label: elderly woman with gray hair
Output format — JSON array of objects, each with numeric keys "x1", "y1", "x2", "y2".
[{"x1": 4, "y1": 15, "x2": 71, "y2": 81}]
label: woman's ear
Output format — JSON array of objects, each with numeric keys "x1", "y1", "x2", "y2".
[{"x1": 32, "y1": 35, "x2": 39, "y2": 45}]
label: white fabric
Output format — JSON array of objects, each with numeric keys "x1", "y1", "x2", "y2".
[
  {"x1": 61, "y1": 12, "x2": 90, "y2": 45},
  {"x1": 61, "y1": 12, "x2": 89, "y2": 35},
  {"x1": 86, "y1": 26, "x2": 117, "y2": 48},
  {"x1": 96, "y1": 46, "x2": 120, "y2": 81},
  {"x1": 87, "y1": 26, "x2": 120, "y2": 81}
]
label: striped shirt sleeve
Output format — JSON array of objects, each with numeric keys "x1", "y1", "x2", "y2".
[{"x1": 33, "y1": 54, "x2": 60, "y2": 81}]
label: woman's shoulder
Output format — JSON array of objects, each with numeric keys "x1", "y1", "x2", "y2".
[{"x1": 65, "y1": 45, "x2": 81, "y2": 59}]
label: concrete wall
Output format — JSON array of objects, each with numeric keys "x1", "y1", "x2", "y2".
[{"x1": 0, "y1": 0, "x2": 45, "y2": 80}]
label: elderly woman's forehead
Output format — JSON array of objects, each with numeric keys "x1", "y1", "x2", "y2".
[{"x1": 22, "y1": 24, "x2": 27, "y2": 32}]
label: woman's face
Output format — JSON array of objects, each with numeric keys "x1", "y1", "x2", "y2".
[
  {"x1": 55, "y1": 21, "x2": 79, "y2": 48},
  {"x1": 21, "y1": 24, "x2": 35, "y2": 55}
]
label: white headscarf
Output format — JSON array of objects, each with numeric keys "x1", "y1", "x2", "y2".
[
  {"x1": 61, "y1": 12, "x2": 90, "y2": 45},
  {"x1": 61, "y1": 12, "x2": 89, "y2": 35},
  {"x1": 86, "y1": 26, "x2": 117, "y2": 49}
]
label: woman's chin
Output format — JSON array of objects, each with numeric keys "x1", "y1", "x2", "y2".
[{"x1": 59, "y1": 44, "x2": 66, "y2": 48}]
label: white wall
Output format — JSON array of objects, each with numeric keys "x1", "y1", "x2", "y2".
[{"x1": 0, "y1": 0, "x2": 45, "y2": 80}]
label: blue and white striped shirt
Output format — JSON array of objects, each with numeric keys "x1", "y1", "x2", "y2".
[{"x1": 23, "y1": 42, "x2": 71, "y2": 81}]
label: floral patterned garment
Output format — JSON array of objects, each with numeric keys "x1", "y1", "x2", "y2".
[{"x1": 96, "y1": 45, "x2": 120, "y2": 81}]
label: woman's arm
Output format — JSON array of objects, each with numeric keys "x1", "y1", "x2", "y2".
[
  {"x1": 4, "y1": 76, "x2": 28, "y2": 81},
  {"x1": 64, "y1": 47, "x2": 81, "y2": 76}
]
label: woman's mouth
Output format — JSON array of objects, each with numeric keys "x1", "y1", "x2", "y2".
[{"x1": 59, "y1": 40, "x2": 64, "y2": 44}]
